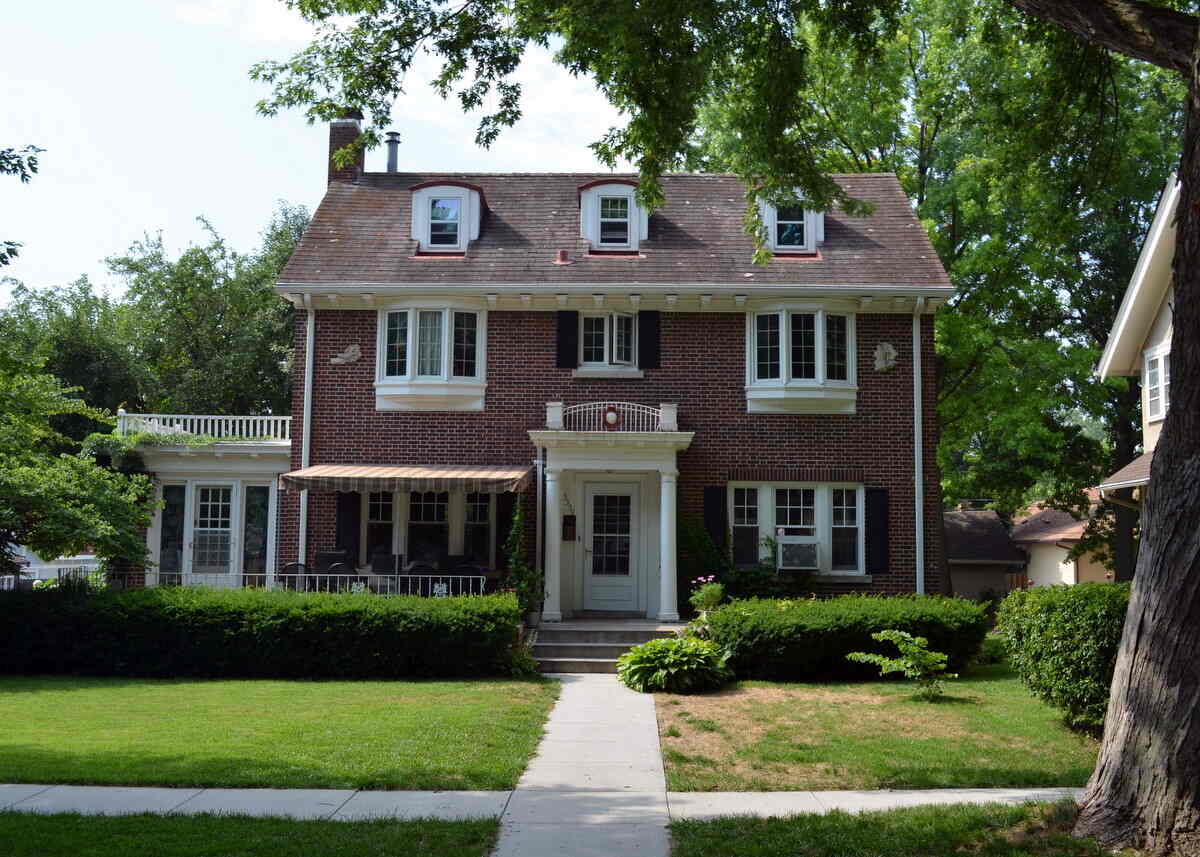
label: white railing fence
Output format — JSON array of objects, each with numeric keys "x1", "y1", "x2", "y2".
[
  {"x1": 550, "y1": 401, "x2": 678, "y2": 432},
  {"x1": 116, "y1": 411, "x2": 291, "y2": 441},
  {"x1": 275, "y1": 573, "x2": 487, "y2": 597}
]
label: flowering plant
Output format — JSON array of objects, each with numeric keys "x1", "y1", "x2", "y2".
[{"x1": 688, "y1": 577, "x2": 725, "y2": 613}]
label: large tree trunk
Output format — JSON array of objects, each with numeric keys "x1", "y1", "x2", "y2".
[{"x1": 1073, "y1": 22, "x2": 1200, "y2": 855}]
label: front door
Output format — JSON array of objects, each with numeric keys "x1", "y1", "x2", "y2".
[{"x1": 583, "y1": 483, "x2": 639, "y2": 611}]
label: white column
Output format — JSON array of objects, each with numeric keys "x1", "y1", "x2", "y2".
[
  {"x1": 658, "y1": 470, "x2": 680, "y2": 622},
  {"x1": 542, "y1": 468, "x2": 563, "y2": 621}
]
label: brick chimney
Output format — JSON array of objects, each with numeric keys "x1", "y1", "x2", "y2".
[{"x1": 328, "y1": 109, "x2": 365, "y2": 184}]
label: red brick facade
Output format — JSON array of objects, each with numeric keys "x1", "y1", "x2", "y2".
[{"x1": 279, "y1": 307, "x2": 944, "y2": 599}]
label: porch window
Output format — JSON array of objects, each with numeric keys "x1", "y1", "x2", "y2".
[
  {"x1": 366, "y1": 492, "x2": 395, "y2": 560},
  {"x1": 728, "y1": 483, "x2": 865, "y2": 574},
  {"x1": 408, "y1": 491, "x2": 449, "y2": 564},
  {"x1": 464, "y1": 492, "x2": 491, "y2": 563},
  {"x1": 746, "y1": 308, "x2": 856, "y2": 413},
  {"x1": 580, "y1": 313, "x2": 636, "y2": 367}
]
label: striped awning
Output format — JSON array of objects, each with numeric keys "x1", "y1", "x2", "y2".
[{"x1": 281, "y1": 464, "x2": 532, "y2": 494}]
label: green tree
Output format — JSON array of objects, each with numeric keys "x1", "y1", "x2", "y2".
[
  {"x1": 108, "y1": 203, "x2": 308, "y2": 415},
  {"x1": 1, "y1": 145, "x2": 42, "y2": 266},
  {"x1": 0, "y1": 344, "x2": 151, "y2": 575}
]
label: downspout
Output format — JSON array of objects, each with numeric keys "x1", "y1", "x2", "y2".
[
  {"x1": 298, "y1": 295, "x2": 315, "y2": 566},
  {"x1": 912, "y1": 297, "x2": 926, "y2": 595}
]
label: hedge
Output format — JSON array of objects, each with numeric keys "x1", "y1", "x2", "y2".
[
  {"x1": 705, "y1": 594, "x2": 989, "y2": 681},
  {"x1": 0, "y1": 587, "x2": 523, "y2": 679},
  {"x1": 997, "y1": 582, "x2": 1130, "y2": 728}
]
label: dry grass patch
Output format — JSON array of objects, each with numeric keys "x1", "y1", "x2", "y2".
[{"x1": 656, "y1": 664, "x2": 1098, "y2": 791}]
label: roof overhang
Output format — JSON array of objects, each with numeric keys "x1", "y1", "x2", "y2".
[
  {"x1": 281, "y1": 464, "x2": 532, "y2": 494},
  {"x1": 529, "y1": 430, "x2": 695, "y2": 453},
  {"x1": 1097, "y1": 177, "x2": 1179, "y2": 379},
  {"x1": 1099, "y1": 451, "x2": 1154, "y2": 492}
]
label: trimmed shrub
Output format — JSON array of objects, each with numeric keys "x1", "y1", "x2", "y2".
[
  {"x1": 617, "y1": 636, "x2": 732, "y2": 693},
  {"x1": 706, "y1": 595, "x2": 989, "y2": 681},
  {"x1": 0, "y1": 587, "x2": 522, "y2": 679},
  {"x1": 997, "y1": 583, "x2": 1130, "y2": 728}
]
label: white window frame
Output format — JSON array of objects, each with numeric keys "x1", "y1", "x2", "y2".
[
  {"x1": 410, "y1": 185, "x2": 482, "y2": 253},
  {"x1": 727, "y1": 483, "x2": 865, "y2": 575},
  {"x1": 759, "y1": 199, "x2": 824, "y2": 254},
  {"x1": 375, "y1": 301, "x2": 487, "y2": 411},
  {"x1": 427, "y1": 195, "x2": 465, "y2": 250},
  {"x1": 579, "y1": 183, "x2": 648, "y2": 251},
  {"x1": 573, "y1": 311, "x2": 642, "y2": 378},
  {"x1": 744, "y1": 305, "x2": 856, "y2": 413},
  {"x1": 598, "y1": 195, "x2": 632, "y2": 248},
  {"x1": 1144, "y1": 344, "x2": 1171, "y2": 422}
]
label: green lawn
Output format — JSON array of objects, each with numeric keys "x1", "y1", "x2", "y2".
[
  {"x1": 0, "y1": 677, "x2": 558, "y2": 790},
  {"x1": 670, "y1": 801, "x2": 1113, "y2": 857},
  {"x1": 657, "y1": 664, "x2": 1098, "y2": 791},
  {"x1": 0, "y1": 812, "x2": 497, "y2": 857}
]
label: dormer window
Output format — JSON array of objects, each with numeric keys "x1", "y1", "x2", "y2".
[
  {"x1": 409, "y1": 182, "x2": 483, "y2": 253},
  {"x1": 579, "y1": 181, "x2": 648, "y2": 251},
  {"x1": 760, "y1": 198, "x2": 824, "y2": 254}
]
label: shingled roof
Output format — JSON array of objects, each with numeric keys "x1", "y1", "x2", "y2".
[
  {"x1": 279, "y1": 172, "x2": 950, "y2": 288},
  {"x1": 943, "y1": 510, "x2": 1026, "y2": 565}
]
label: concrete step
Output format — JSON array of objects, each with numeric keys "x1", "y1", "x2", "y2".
[
  {"x1": 533, "y1": 642, "x2": 635, "y2": 660},
  {"x1": 536, "y1": 628, "x2": 676, "y2": 645},
  {"x1": 537, "y1": 657, "x2": 619, "y2": 674}
]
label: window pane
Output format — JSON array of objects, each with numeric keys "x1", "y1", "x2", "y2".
[
  {"x1": 826, "y1": 314, "x2": 848, "y2": 381},
  {"x1": 832, "y1": 488, "x2": 858, "y2": 571},
  {"x1": 1147, "y1": 357, "x2": 1161, "y2": 416},
  {"x1": 431, "y1": 198, "x2": 460, "y2": 222},
  {"x1": 775, "y1": 488, "x2": 815, "y2": 530},
  {"x1": 600, "y1": 197, "x2": 629, "y2": 219},
  {"x1": 242, "y1": 486, "x2": 270, "y2": 574},
  {"x1": 756, "y1": 314, "x2": 781, "y2": 380},
  {"x1": 790, "y1": 313, "x2": 816, "y2": 379},
  {"x1": 614, "y1": 314, "x2": 634, "y2": 364},
  {"x1": 453, "y1": 312, "x2": 477, "y2": 377},
  {"x1": 582, "y1": 315, "x2": 607, "y2": 363},
  {"x1": 1164, "y1": 354, "x2": 1171, "y2": 409},
  {"x1": 417, "y1": 310, "x2": 442, "y2": 376},
  {"x1": 733, "y1": 526, "x2": 760, "y2": 567},
  {"x1": 429, "y1": 222, "x2": 459, "y2": 245},
  {"x1": 600, "y1": 220, "x2": 629, "y2": 244},
  {"x1": 409, "y1": 492, "x2": 450, "y2": 565},
  {"x1": 599, "y1": 197, "x2": 630, "y2": 245},
  {"x1": 385, "y1": 311, "x2": 408, "y2": 376},
  {"x1": 776, "y1": 206, "x2": 806, "y2": 247}
]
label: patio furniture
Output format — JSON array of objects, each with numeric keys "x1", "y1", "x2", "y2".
[{"x1": 314, "y1": 550, "x2": 348, "y2": 573}]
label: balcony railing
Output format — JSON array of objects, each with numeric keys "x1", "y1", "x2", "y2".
[
  {"x1": 116, "y1": 411, "x2": 291, "y2": 441},
  {"x1": 547, "y1": 401, "x2": 678, "y2": 432}
]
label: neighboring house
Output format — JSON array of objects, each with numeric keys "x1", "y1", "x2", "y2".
[
  {"x1": 943, "y1": 508, "x2": 1026, "y2": 599},
  {"x1": 1096, "y1": 176, "x2": 1178, "y2": 502},
  {"x1": 129, "y1": 114, "x2": 953, "y2": 619},
  {"x1": 1011, "y1": 490, "x2": 1110, "y2": 586}
]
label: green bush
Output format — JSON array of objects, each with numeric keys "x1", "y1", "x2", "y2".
[
  {"x1": 975, "y1": 633, "x2": 1008, "y2": 665},
  {"x1": 997, "y1": 583, "x2": 1130, "y2": 728},
  {"x1": 847, "y1": 629, "x2": 956, "y2": 699},
  {"x1": 0, "y1": 587, "x2": 522, "y2": 679},
  {"x1": 706, "y1": 595, "x2": 989, "y2": 681},
  {"x1": 617, "y1": 636, "x2": 732, "y2": 693}
]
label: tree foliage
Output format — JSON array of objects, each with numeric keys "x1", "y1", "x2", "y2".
[{"x1": 1, "y1": 145, "x2": 42, "y2": 266}]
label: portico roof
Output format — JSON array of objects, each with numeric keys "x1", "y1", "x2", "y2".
[{"x1": 281, "y1": 464, "x2": 532, "y2": 494}]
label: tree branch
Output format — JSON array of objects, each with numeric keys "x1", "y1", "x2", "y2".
[{"x1": 1005, "y1": 0, "x2": 1196, "y2": 75}]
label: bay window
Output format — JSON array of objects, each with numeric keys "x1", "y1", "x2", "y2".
[
  {"x1": 746, "y1": 308, "x2": 856, "y2": 413},
  {"x1": 728, "y1": 484, "x2": 865, "y2": 575},
  {"x1": 376, "y1": 305, "x2": 486, "y2": 410}
]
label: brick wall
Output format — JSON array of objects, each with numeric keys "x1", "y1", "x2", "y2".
[{"x1": 280, "y1": 308, "x2": 944, "y2": 595}]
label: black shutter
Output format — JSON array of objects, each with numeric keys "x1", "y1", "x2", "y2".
[
  {"x1": 703, "y1": 485, "x2": 728, "y2": 550},
  {"x1": 865, "y1": 487, "x2": 889, "y2": 574},
  {"x1": 335, "y1": 491, "x2": 361, "y2": 565},
  {"x1": 556, "y1": 311, "x2": 579, "y2": 368},
  {"x1": 638, "y1": 310, "x2": 661, "y2": 369}
]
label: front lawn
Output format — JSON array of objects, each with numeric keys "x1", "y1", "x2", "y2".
[
  {"x1": 0, "y1": 677, "x2": 558, "y2": 790},
  {"x1": 0, "y1": 812, "x2": 497, "y2": 857},
  {"x1": 657, "y1": 664, "x2": 1097, "y2": 791},
  {"x1": 670, "y1": 801, "x2": 1110, "y2": 857}
]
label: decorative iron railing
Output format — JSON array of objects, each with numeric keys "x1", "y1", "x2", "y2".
[
  {"x1": 115, "y1": 411, "x2": 291, "y2": 441},
  {"x1": 550, "y1": 401, "x2": 679, "y2": 432}
]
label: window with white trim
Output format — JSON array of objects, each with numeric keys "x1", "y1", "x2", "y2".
[
  {"x1": 428, "y1": 198, "x2": 461, "y2": 247},
  {"x1": 759, "y1": 199, "x2": 824, "y2": 253},
  {"x1": 578, "y1": 183, "x2": 648, "y2": 251},
  {"x1": 728, "y1": 484, "x2": 865, "y2": 575},
  {"x1": 599, "y1": 197, "x2": 630, "y2": 246},
  {"x1": 746, "y1": 308, "x2": 855, "y2": 413},
  {"x1": 580, "y1": 312, "x2": 636, "y2": 367},
  {"x1": 376, "y1": 305, "x2": 487, "y2": 411},
  {"x1": 1145, "y1": 348, "x2": 1171, "y2": 421},
  {"x1": 409, "y1": 184, "x2": 481, "y2": 252},
  {"x1": 366, "y1": 492, "x2": 395, "y2": 560}
]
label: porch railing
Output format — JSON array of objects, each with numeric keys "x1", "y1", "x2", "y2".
[
  {"x1": 549, "y1": 401, "x2": 679, "y2": 432},
  {"x1": 116, "y1": 411, "x2": 291, "y2": 441},
  {"x1": 138, "y1": 571, "x2": 487, "y2": 597}
]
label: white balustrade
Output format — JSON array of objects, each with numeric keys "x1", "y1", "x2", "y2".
[
  {"x1": 557, "y1": 401, "x2": 676, "y2": 432},
  {"x1": 116, "y1": 411, "x2": 291, "y2": 441}
]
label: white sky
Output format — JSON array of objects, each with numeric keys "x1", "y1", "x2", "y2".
[{"x1": 1, "y1": 0, "x2": 627, "y2": 304}]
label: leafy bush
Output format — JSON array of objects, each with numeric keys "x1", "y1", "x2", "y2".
[
  {"x1": 688, "y1": 579, "x2": 724, "y2": 613},
  {"x1": 997, "y1": 583, "x2": 1130, "y2": 728},
  {"x1": 0, "y1": 587, "x2": 523, "y2": 679},
  {"x1": 847, "y1": 629, "x2": 956, "y2": 699},
  {"x1": 706, "y1": 595, "x2": 989, "y2": 681},
  {"x1": 975, "y1": 633, "x2": 1008, "y2": 665},
  {"x1": 617, "y1": 636, "x2": 732, "y2": 693}
]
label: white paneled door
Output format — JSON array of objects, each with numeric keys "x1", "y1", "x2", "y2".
[{"x1": 583, "y1": 482, "x2": 639, "y2": 611}]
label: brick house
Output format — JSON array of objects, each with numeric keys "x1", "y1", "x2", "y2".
[{"x1": 246, "y1": 114, "x2": 952, "y2": 621}]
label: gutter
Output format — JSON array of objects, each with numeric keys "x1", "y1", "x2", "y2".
[
  {"x1": 298, "y1": 295, "x2": 315, "y2": 566},
  {"x1": 912, "y1": 297, "x2": 926, "y2": 594}
]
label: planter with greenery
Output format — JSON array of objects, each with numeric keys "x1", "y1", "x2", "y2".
[{"x1": 503, "y1": 502, "x2": 543, "y2": 625}]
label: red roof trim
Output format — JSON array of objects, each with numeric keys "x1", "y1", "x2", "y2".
[
  {"x1": 408, "y1": 252, "x2": 467, "y2": 260},
  {"x1": 577, "y1": 179, "x2": 639, "y2": 193},
  {"x1": 585, "y1": 250, "x2": 643, "y2": 259},
  {"x1": 408, "y1": 180, "x2": 488, "y2": 210},
  {"x1": 771, "y1": 250, "x2": 823, "y2": 261}
]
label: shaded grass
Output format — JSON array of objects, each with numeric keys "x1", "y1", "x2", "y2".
[
  {"x1": 657, "y1": 664, "x2": 1097, "y2": 791},
  {"x1": 670, "y1": 801, "x2": 1124, "y2": 857},
  {"x1": 0, "y1": 676, "x2": 558, "y2": 790},
  {"x1": 0, "y1": 812, "x2": 498, "y2": 857}
]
